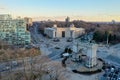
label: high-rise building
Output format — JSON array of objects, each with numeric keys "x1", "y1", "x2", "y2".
[
  {"x1": 65, "y1": 16, "x2": 70, "y2": 22},
  {"x1": 24, "y1": 17, "x2": 33, "y2": 26},
  {"x1": 0, "y1": 14, "x2": 31, "y2": 46},
  {"x1": 65, "y1": 17, "x2": 70, "y2": 27}
]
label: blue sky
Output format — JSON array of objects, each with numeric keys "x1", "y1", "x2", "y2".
[{"x1": 0, "y1": 0, "x2": 120, "y2": 21}]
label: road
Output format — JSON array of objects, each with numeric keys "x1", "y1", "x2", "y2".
[{"x1": 30, "y1": 22, "x2": 72, "y2": 60}]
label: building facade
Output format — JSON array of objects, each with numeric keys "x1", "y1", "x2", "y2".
[
  {"x1": 0, "y1": 14, "x2": 31, "y2": 46},
  {"x1": 24, "y1": 17, "x2": 33, "y2": 26},
  {"x1": 44, "y1": 24, "x2": 85, "y2": 38}
]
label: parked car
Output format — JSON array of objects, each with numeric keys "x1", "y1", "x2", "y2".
[
  {"x1": 67, "y1": 38, "x2": 73, "y2": 42},
  {"x1": 53, "y1": 38, "x2": 60, "y2": 42}
]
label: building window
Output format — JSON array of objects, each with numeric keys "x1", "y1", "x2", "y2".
[
  {"x1": 55, "y1": 32, "x2": 56, "y2": 37},
  {"x1": 62, "y1": 31, "x2": 65, "y2": 37}
]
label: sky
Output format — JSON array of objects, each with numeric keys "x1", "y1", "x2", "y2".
[{"x1": 0, "y1": 0, "x2": 120, "y2": 21}]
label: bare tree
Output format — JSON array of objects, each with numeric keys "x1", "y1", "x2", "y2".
[{"x1": 45, "y1": 61, "x2": 68, "y2": 80}]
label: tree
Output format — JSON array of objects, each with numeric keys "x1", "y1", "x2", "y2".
[
  {"x1": 46, "y1": 61, "x2": 68, "y2": 80},
  {"x1": 93, "y1": 31, "x2": 103, "y2": 42}
]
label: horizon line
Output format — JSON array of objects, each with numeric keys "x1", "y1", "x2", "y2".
[{"x1": 0, "y1": 14, "x2": 120, "y2": 22}]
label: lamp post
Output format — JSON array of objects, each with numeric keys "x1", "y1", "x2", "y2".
[
  {"x1": 0, "y1": 72, "x2": 1, "y2": 80},
  {"x1": 106, "y1": 33, "x2": 109, "y2": 46}
]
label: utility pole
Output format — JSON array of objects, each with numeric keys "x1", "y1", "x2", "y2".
[
  {"x1": 0, "y1": 72, "x2": 1, "y2": 80},
  {"x1": 106, "y1": 33, "x2": 109, "y2": 46}
]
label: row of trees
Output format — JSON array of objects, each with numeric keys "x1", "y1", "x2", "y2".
[
  {"x1": 36, "y1": 20, "x2": 120, "y2": 34},
  {"x1": 93, "y1": 26, "x2": 120, "y2": 44},
  {"x1": 36, "y1": 20, "x2": 97, "y2": 34}
]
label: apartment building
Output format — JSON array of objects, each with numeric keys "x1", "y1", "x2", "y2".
[
  {"x1": 24, "y1": 17, "x2": 33, "y2": 26},
  {"x1": 0, "y1": 14, "x2": 31, "y2": 46}
]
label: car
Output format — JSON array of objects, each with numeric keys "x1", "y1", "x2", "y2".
[
  {"x1": 2, "y1": 66, "x2": 11, "y2": 71},
  {"x1": 67, "y1": 38, "x2": 73, "y2": 42},
  {"x1": 55, "y1": 46, "x2": 60, "y2": 49},
  {"x1": 53, "y1": 38, "x2": 60, "y2": 42},
  {"x1": 6, "y1": 66, "x2": 10, "y2": 70},
  {"x1": 12, "y1": 61, "x2": 18, "y2": 66}
]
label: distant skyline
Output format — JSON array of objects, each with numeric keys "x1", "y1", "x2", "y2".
[{"x1": 0, "y1": 0, "x2": 120, "y2": 21}]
